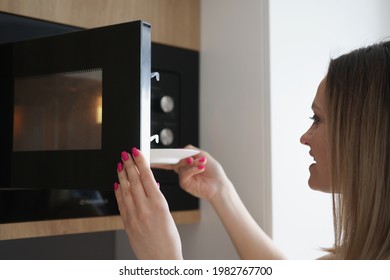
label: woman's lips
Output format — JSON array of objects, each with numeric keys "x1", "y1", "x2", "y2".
[{"x1": 309, "y1": 150, "x2": 316, "y2": 163}]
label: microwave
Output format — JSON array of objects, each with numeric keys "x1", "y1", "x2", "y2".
[
  {"x1": 0, "y1": 12, "x2": 199, "y2": 223},
  {"x1": 0, "y1": 19, "x2": 152, "y2": 191}
]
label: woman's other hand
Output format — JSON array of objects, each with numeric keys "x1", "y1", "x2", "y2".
[
  {"x1": 114, "y1": 147, "x2": 183, "y2": 260},
  {"x1": 151, "y1": 145, "x2": 233, "y2": 203}
]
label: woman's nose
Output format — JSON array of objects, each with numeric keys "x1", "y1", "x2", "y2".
[{"x1": 300, "y1": 130, "x2": 310, "y2": 146}]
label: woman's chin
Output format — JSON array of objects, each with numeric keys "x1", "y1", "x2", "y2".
[
  {"x1": 308, "y1": 166, "x2": 331, "y2": 193},
  {"x1": 308, "y1": 176, "x2": 331, "y2": 193}
]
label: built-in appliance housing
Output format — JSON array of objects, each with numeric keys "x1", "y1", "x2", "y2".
[{"x1": 0, "y1": 12, "x2": 199, "y2": 223}]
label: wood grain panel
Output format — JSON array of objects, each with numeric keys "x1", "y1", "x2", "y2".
[
  {"x1": 0, "y1": 210, "x2": 200, "y2": 240},
  {"x1": 0, "y1": 0, "x2": 200, "y2": 50}
]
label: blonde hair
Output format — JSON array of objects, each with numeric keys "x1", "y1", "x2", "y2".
[{"x1": 325, "y1": 41, "x2": 390, "y2": 259}]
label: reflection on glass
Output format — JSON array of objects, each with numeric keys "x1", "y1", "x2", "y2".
[
  {"x1": 96, "y1": 95, "x2": 102, "y2": 125},
  {"x1": 13, "y1": 69, "x2": 103, "y2": 151}
]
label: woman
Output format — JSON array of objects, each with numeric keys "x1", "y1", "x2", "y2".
[{"x1": 114, "y1": 41, "x2": 390, "y2": 260}]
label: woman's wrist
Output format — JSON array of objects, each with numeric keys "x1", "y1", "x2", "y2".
[{"x1": 209, "y1": 177, "x2": 236, "y2": 208}]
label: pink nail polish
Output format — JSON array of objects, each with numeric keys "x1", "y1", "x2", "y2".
[
  {"x1": 198, "y1": 156, "x2": 206, "y2": 163},
  {"x1": 198, "y1": 165, "x2": 205, "y2": 170},
  {"x1": 132, "y1": 147, "x2": 139, "y2": 157},
  {"x1": 186, "y1": 157, "x2": 193, "y2": 165},
  {"x1": 121, "y1": 151, "x2": 129, "y2": 161},
  {"x1": 114, "y1": 182, "x2": 119, "y2": 191},
  {"x1": 117, "y1": 162, "x2": 123, "y2": 172},
  {"x1": 157, "y1": 182, "x2": 160, "y2": 188}
]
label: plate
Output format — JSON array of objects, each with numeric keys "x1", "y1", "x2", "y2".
[{"x1": 150, "y1": 148, "x2": 200, "y2": 164}]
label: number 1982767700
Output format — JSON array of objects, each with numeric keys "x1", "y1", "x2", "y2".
[{"x1": 212, "y1": 266, "x2": 272, "y2": 276}]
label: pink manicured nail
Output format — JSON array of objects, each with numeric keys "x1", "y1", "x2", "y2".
[
  {"x1": 132, "y1": 147, "x2": 139, "y2": 157},
  {"x1": 121, "y1": 151, "x2": 129, "y2": 161},
  {"x1": 198, "y1": 165, "x2": 205, "y2": 170},
  {"x1": 114, "y1": 182, "x2": 119, "y2": 191},
  {"x1": 117, "y1": 162, "x2": 123, "y2": 172},
  {"x1": 198, "y1": 156, "x2": 206, "y2": 163},
  {"x1": 157, "y1": 182, "x2": 160, "y2": 188},
  {"x1": 186, "y1": 157, "x2": 193, "y2": 165}
]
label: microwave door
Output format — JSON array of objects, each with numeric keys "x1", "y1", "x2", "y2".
[{"x1": 0, "y1": 21, "x2": 151, "y2": 190}]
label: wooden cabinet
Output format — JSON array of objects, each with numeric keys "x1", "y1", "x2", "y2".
[
  {"x1": 0, "y1": 211, "x2": 200, "y2": 240},
  {"x1": 0, "y1": 0, "x2": 200, "y2": 240},
  {"x1": 0, "y1": 0, "x2": 200, "y2": 50}
]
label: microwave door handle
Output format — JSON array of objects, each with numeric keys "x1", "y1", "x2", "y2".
[{"x1": 151, "y1": 72, "x2": 160, "y2": 81}]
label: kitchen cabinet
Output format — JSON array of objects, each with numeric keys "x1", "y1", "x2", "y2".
[{"x1": 0, "y1": 0, "x2": 199, "y2": 50}]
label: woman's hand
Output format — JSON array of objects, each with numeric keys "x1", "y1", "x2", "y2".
[
  {"x1": 152, "y1": 145, "x2": 232, "y2": 203},
  {"x1": 152, "y1": 145, "x2": 287, "y2": 260},
  {"x1": 114, "y1": 147, "x2": 183, "y2": 260}
]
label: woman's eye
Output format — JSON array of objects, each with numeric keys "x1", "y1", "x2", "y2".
[{"x1": 310, "y1": 114, "x2": 320, "y2": 124}]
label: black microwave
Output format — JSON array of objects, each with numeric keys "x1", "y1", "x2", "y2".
[
  {"x1": 0, "y1": 12, "x2": 199, "y2": 223},
  {"x1": 0, "y1": 19, "x2": 152, "y2": 191}
]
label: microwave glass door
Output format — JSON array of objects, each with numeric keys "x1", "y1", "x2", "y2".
[
  {"x1": 13, "y1": 69, "x2": 103, "y2": 152},
  {"x1": 0, "y1": 21, "x2": 151, "y2": 190}
]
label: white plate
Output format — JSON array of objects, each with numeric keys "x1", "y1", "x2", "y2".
[{"x1": 150, "y1": 148, "x2": 200, "y2": 164}]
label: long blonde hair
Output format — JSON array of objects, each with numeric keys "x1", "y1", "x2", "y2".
[{"x1": 325, "y1": 41, "x2": 390, "y2": 259}]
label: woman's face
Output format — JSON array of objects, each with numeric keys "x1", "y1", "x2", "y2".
[{"x1": 300, "y1": 78, "x2": 332, "y2": 193}]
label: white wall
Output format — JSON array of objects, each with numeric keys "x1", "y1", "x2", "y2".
[
  {"x1": 176, "y1": 0, "x2": 271, "y2": 259},
  {"x1": 116, "y1": 0, "x2": 390, "y2": 260},
  {"x1": 269, "y1": 0, "x2": 390, "y2": 259}
]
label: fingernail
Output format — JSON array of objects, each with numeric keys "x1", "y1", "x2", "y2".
[
  {"x1": 198, "y1": 165, "x2": 205, "y2": 170},
  {"x1": 121, "y1": 151, "x2": 129, "y2": 161},
  {"x1": 186, "y1": 157, "x2": 193, "y2": 165},
  {"x1": 132, "y1": 147, "x2": 139, "y2": 157},
  {"x1": 198, "y1": 156, "x2": 206, "y2": 163},
  {"x1": 117, "y1": 162, "x2": 123, "y2": 172},
  {"x1": 157, "y1": 182, "x2": 160, "y2": 188},
  {"x1": 114, "y1": 182, "x2": 119, "y2": 191}
]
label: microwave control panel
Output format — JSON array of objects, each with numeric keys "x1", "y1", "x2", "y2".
[{"x1": 151, "y1": 70, "x2": 180, "y2": 148}]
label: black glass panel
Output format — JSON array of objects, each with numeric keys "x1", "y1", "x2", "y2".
[{"x1": 13, "y1": 69, "x2": 103, "y2": 151}]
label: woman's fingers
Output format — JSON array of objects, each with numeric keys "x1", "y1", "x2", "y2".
[
  {"x1": 151, "y1": 156, "x2": 195, "y2": 173},
  {"x1": 117, "y1": 148, "x2": 161, "y2": 201},
  {"x1": 151, "y1": 145, "x2": 202, "y2": 172},
  {"x1": 128, "y1": 147, "x2": 161, "y2": 198},
  {"x1": 118, "y1": 149, "x2": 145, "y2": 207},
  {"x1": 116, "y1": 146, "x2": 207, "y2": 203},
  {"x1": 114, "y1": 182, "x2": 130, "y2": 220},
  {"x1": 152, "y1": 152, "x2": 207, "y2": 174},
  {"x1": 117, "y1": 161, "x2": 137, "y2": 211},
  {"x1": 178, "y1": 163, "x2": 206, "y2": 187}
]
